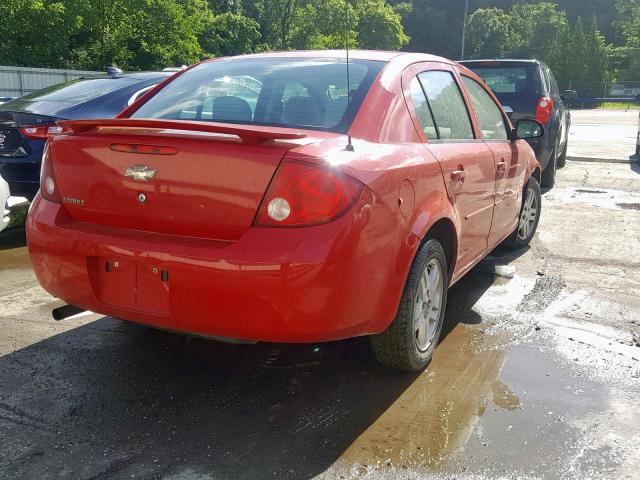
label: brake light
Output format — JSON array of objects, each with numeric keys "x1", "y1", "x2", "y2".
[
  {"x1": 110, "y1": 143, "x2": 177, "y2": 155},
  {"x1": 535, "y1": 97, "x2": 554, "y2": 125},
  {"x1": 20, "y1": 124, "x2": 70, "y2": 140},
  {"x1": 255, "y1": 161, "x2": 363, "y2": 227},
  {"x1": 39, "y1": 141, "x2": 61, "y2": 203}
]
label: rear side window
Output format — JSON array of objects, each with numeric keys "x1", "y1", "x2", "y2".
[
  {"x1": 468, "y1": 65, "x2": 541, "y2": 95},
  {"x1": 417, "y1": 71, "x2": 474, "y2": 140},
  {"x1": 409, "y1": 77, "x2": 438, "y2": 139},
  {"x1": 131, "y1": 58, "x2": 384, "y2": 133},
  {"x1": 462, "y1": 76, "x2": 508, "y2": 141},
  {"x1": 546, "y1": 67, "x2": 560, "y2": 96}
]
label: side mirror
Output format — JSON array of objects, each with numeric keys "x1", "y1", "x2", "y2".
[{"x1": 514, "y1": 119, "x2": 544, "y2": 140}]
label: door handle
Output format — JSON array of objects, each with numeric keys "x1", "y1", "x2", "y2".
[
  {"x1": 451, "y1": 169, "x2": 466, "y2": 184},
  {"x1": 497, "y1": 161, "x2": 507, "y2": 175}
]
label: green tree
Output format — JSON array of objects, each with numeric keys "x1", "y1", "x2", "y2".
[
  {"x1": 355, "y1": 0, "x2": 409, "y2": 50},
  {"x1": 509, "y1": 2, "x2": 568, "y2": 59},
  {"x1": 200, "y1": 12, "x2": 263, "y2": 57},
  {"x1": 0, "y1": 0, "x2": 81, "y2": 68},
  {"x1": 289, "y1": 0, "x2": 358, "y2": 50},
  {"x1": 466, "y1": 8, "x2": 513, "y2": 59}
]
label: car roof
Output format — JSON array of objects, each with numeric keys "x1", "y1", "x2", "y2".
[
  {"x1": 459, "y1": 59, "x2": 544, "y2": 66},
  {"x1": 78, "y1": 71, "x2": 173, "y2": 81},
  {"x1": 206, "y1": 49, "x2": 453, "y2": 65}
]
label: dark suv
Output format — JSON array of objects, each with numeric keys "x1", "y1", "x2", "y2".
[{"x1": 460, "y1": 59, "x2": 570, "y2": 188}]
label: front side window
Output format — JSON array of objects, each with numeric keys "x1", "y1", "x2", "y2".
[
  {"x1": 131, "y1": 57, "x2": 384, "y2": 133},
  {"x1": 462, "y1": 76, "x2": 508, "y2": 141},
  {"x1": 417, "y1": 71, "x2": 474, "y2": 140}
]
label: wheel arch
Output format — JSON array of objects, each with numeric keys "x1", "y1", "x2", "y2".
[{"x1": 421, "y1": 217, "x2": 458, "y2": 280}]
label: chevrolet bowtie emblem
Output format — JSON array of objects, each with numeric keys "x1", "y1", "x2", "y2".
[{"x1": 124, "y1": 164, "x2": 157, "y2": 182}]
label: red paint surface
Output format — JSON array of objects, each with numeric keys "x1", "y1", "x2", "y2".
[{"x1": 27, "y1": 51, "x2": 539, "y2": 343}]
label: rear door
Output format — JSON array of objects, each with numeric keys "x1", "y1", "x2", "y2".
[
  {"x1": 405, "y1": 64, "x2": 496, "y2": 271},
  {"x1": 460, "y1": 74, "x2": 526, "y2": 245}
]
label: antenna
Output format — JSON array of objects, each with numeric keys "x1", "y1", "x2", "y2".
[{"x1": 344, "y1": 1, "x2": 354, "y2": 152}]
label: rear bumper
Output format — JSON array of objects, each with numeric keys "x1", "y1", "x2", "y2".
[
  {"x1": 27, "y1": 193, "x2": 415, "y2": 343},
  {"x1": 0, "y1": 138, "x2": 45, "y2": 201}
]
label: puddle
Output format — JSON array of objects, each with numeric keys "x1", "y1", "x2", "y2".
[
  {"x1": 617, "y1": 203, "x2": 640, "y2": 211},
  {"x1": 332, "y1": 324, "x2": 511, "y2": 473},
  {"x1": 544, "y1": 187, "x2": 640, "y2": 211},
  {"x1": 575, "y1": 189, "x2": 606, "y2": 194},
  {"x1": 328, "y1": 323, "x2": 640, "y2": 479}
]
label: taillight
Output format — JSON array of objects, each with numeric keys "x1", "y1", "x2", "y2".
[
  {"x1": 20, "y1": 124, "x2": 70, "y2": 140},
  {"x1": 254, "y1": 161, "x2": 363, "y2": 227},
  {"x1": 39, "y1": 141, "x2": 61, "y2": 203},
  {"x1": 535, "y1": 97, "x2": 554, "y2": 125}
]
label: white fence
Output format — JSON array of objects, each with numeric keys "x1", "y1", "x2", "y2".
[{"x1": 0, "y1": 65, "x2": 102, "y2": 97}]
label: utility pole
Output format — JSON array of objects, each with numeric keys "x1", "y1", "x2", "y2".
[{"x1": 461, "y1": 0, "x2": 469, "y2": 60}]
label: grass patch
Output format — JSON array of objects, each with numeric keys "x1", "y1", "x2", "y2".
[{"x1": 597, "y1": 102, "x2": 640, "y2": 110}]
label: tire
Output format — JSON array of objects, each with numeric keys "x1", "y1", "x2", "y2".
[
  {"x1": 503, "y1": 176, "x2": 542, "y2": 250},
  {"x1": 540, "y1": 148, "x2": 557, "y2": 188},
  {"x1": 370, "y1": 239, "x2": 448, "y2": 372},
  {"x1": 557, "y1": 142, "x2": 567, "y2": 169}
]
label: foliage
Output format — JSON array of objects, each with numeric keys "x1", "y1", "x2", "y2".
[
  {"x1": 466, "y1": 8, "x2": 513, "y2": 58},
  {"x1": 200, "y1": 12, "x2": 263, "y2": 57},
  {"x1": 0, "y1": 0, "x2": 638, "y2": 94},
  {"x1": 355, "y1": 0, "x2": 409, "y2": 51},
  {"x1": 465, "y1": 3, "x2": 612, "y2": 97}
]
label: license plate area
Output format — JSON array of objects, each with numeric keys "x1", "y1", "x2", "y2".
[
  {"x1": 98, "y1": 258, "x2": 170, "y2": 315},
  {"x1": 0, "y1": 128, "x2": 19, "y2": 152}
]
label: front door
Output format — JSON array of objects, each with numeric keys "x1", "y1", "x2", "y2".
[{"x1": 460, "y1": 74, "x2": 527, "y2": 246}]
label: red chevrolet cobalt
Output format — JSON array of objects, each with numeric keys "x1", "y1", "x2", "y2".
[{"x1": 27, "y1": 51, "x2": 543, "y2": 371}]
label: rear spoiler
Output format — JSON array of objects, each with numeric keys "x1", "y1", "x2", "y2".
[{"x1": 57, "y1": 119, "x2": 307, "y2": 145}]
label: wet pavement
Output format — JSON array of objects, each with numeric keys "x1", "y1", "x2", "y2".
[{"x1": 0, "y1": 160, "x2": 639, "y2": 479}]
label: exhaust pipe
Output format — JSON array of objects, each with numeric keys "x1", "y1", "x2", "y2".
[{"x1": 52, "y1": 305, "x2": 86, "y2": 321}]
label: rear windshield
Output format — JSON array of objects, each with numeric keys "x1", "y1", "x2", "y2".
[
  {"x1": 465, "y1": 65, "x2": 540, "y2": 95},
  {"x1": 18, "y1": 78, "x2": 138, "y2": 104},
  {"x1": 130, "y1": 57, "x2": 385, "y2": 133}
]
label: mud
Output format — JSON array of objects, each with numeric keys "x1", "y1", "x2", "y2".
[{"x1": 0, "y1": 160, "x2": 639, "y2": 479}]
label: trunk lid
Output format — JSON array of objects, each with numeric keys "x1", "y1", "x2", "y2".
[
  {"x1": 50, "y1": 119, "x2": 317, "y2": 241},
  {"x1": 0, "y1": 110, "x2": 58, "y2": 156}
]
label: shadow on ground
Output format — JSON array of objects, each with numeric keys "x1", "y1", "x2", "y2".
[
  {"x1": 0, "y1": 226, "x2": 27, "y2": 250},
  {"x1": 0, "y1": 264, "x2": 500, "y2": 479}
]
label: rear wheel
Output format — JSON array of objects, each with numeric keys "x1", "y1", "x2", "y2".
[
  {"x1": 540, "y1": 148, "x2": 557, "y2": 188},
  {"x1": 503, "y1": 176, "x2": 542, "y2": 250},
  {"x1": 370, "y1": 239, "x2": 448, "y2": 372}
]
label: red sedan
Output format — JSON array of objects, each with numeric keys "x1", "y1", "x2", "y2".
[{"x1": 27, "y1": 51, "x2": 543, "y2": 371}]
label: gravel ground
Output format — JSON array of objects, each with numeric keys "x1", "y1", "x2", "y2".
[{"x1": 0, "y1": 160, "x2": 638, "y2": 479}]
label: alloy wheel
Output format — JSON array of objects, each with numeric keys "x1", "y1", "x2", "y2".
[
  {"x1": 414, "y1": 259, "x2": 444, "y2": 352},
  {"x1": 518, "y1": 187, "x2": 538, "y2": 240}
]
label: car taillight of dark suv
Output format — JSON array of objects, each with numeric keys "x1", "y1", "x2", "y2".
[{"x1": 460, "y1": 59, "x2": 571, "y2": 188}]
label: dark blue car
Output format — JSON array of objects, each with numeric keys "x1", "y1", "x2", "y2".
[
  {"x1": 0, "y1": 70, "x2": 173, "y2": 200},
  {"x1": 460, "y1": 59, "x2": 571, "y2": 188}
]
